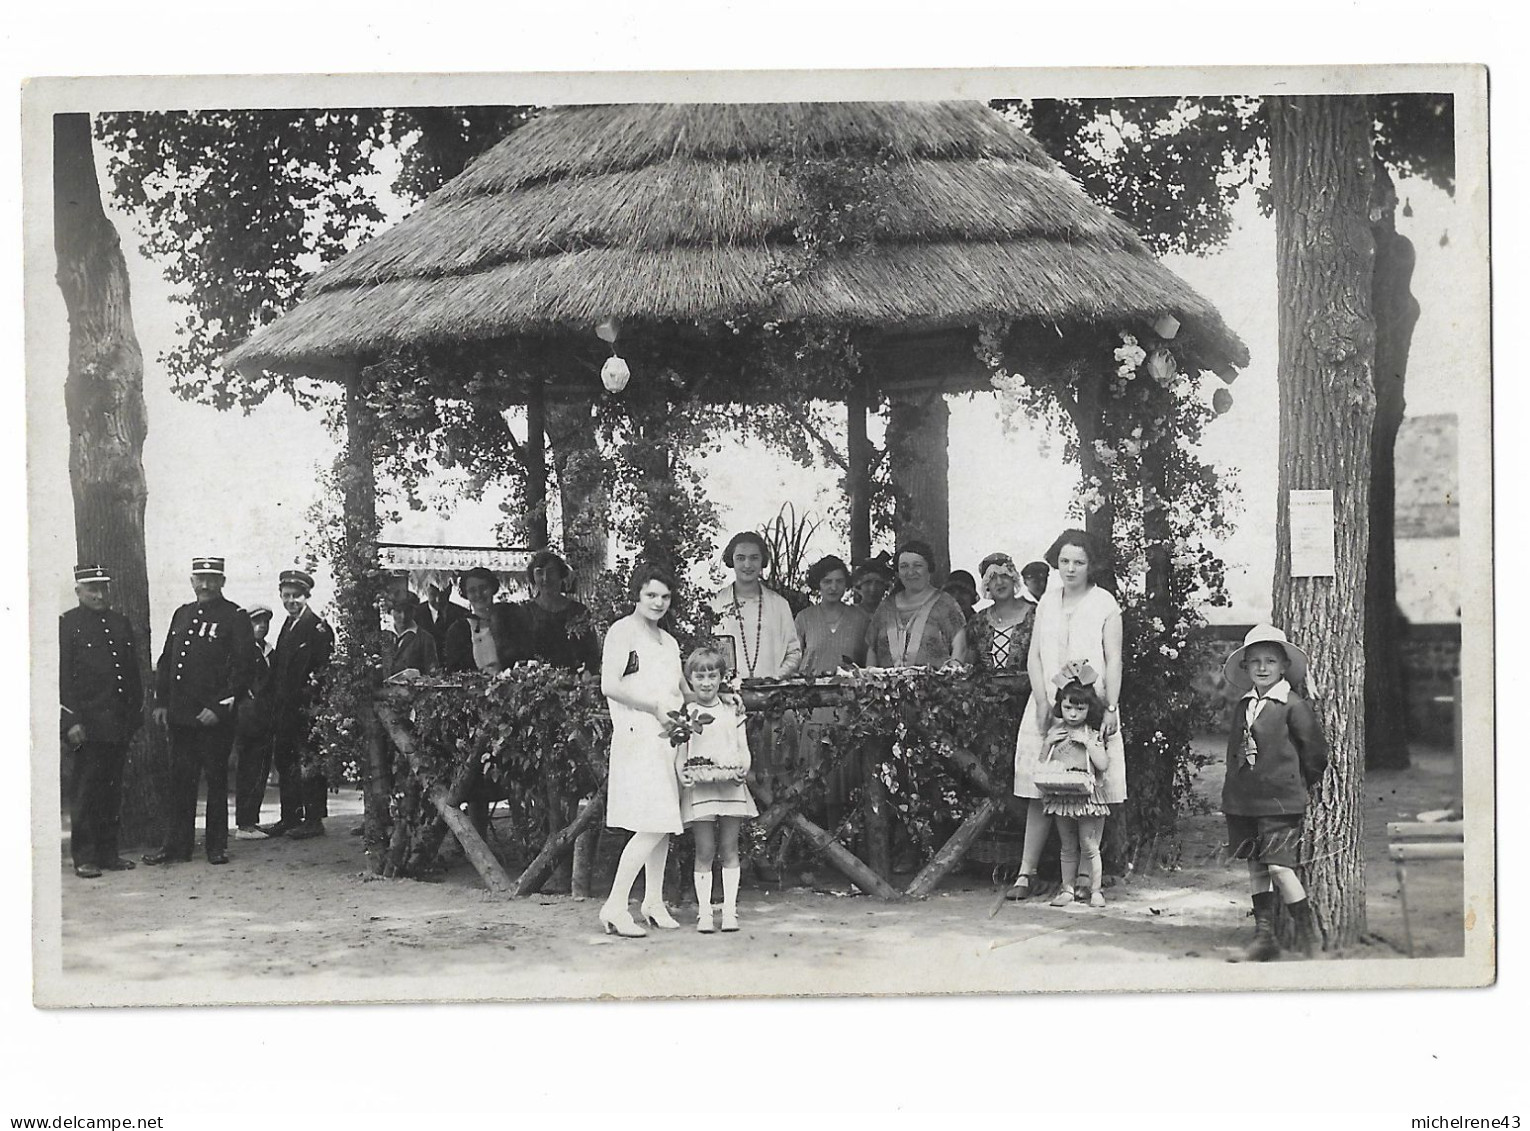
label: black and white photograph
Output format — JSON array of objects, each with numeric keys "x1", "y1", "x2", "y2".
[
  {"x1": 23, "y1": 65, "x2": 1494, "y2": 1013},
  {"x1": 11, "y1": 15, "x2": 1518, "y2": 1116}
]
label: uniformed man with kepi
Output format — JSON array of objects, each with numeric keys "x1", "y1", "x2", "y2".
[
  {"x1": 60, "y1": 564, "x2": 143, "y2": 879},
  {"x1": 263, "y1": 568, "x2": 335, "y2": 840},
  {"x1": 143, "y1": 556, "x2": 255, "y2": 867}
]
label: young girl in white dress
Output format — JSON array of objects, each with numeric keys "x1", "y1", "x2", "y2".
[
  {"x1": 598, "y1": 566, "x2": 691, "y2": 938},
  {"x1": 676, "y1": 645, "x2": 757, "y2": 933}
]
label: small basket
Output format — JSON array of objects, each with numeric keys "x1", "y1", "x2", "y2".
[
  {"x1": 1032, "y1": 767, "x2": 1094, "y2": 796},
  {"x1": 678, "y1": 758, "x2": 744, "y2": 788}
]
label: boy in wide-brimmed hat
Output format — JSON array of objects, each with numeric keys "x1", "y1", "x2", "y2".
[{"x1": 1221, "y1": 624, "x2": 1330, "y2": 961}]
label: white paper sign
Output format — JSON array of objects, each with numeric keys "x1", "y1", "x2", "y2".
[{"x1": 1289, "y1": 490, "x2": 1336, "y2": 577}]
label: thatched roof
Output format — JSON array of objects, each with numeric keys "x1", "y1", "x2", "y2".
[{"x1": 226, "y1": 102, "x2": 1249, "y2": 380}]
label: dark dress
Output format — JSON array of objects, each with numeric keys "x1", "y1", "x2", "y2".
[{"x1": 516, "y1": 598, "x2": 600, "y2": 671}]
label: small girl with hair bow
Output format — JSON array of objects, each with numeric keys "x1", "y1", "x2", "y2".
[{"x1": 1039, "y1": 662, "x2": 1111, "y2": 908}]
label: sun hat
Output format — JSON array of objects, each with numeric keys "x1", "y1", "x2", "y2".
[{"x1": 1223, "y1": 624, "x2": 1309, "y2": 692}]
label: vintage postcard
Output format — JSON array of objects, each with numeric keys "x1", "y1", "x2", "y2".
[{"x1": 23, "y1": 63, "x2": 1493, "y2": 1012}]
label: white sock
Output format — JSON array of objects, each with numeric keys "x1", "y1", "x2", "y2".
[
  {"x1": 721, "y1": 866, "x2": 741, "y2": 915},
  {"x1": 693, "y1": 870, "x2": 713, "y2": 913}
]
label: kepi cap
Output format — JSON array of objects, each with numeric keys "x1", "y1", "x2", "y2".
[
  {"x1": 246, "y1": 603, "x2": 274, "y2": 621},
  {"x1": 74, "y1": 564, "x2": 111, "y2": 584},
  {"x1": 191, "y1": 556, "x2": 225, "y2": 576},
  {"x1": 279, "y1": 569, "x2": 314, "y2": 593},
  {"x1": 1223, "y1": 624, "x2": 1310, "y2": 692}
]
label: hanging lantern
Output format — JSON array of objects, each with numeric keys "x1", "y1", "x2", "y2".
[
  {"x1": 1152, "y1": 313, "x2": 1181, "y2": 341},
  {"x1": 601, "y1": 355, "x2": 631, "y2": 393},
  {"x1": 1212, "y1": 388, "x2": 1233, "y2": 415},
  {"x1": 596, "y1": 318, "x2": 620, "y2": 344},
  {"x1": 1146, "y1": 348, "x2": 1178, "y2": 388}
]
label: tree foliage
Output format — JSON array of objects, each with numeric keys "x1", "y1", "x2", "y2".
[{"x1": 93, "y1": 107, "x2": 533, "y2": 409}]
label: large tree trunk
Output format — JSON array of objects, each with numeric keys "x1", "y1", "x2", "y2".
[
  {"x1": 522, "y1": 377, "x2": 549, "y2": 550},
  {"x1": 885, "y1": 389, "x2": 950, "y2": 573},
  {"x1": 548, "y1": 399, "x2": 608, "y2": 601},
  {"x1": 342, "y1": 369, "x2": 387, "y2": 866},
  {"x1": 1364, "y1": 160, "x2": 1420, "y2": 770},
  {"x1": 1268, "y1": 95, "x2": 1377, "y2": 951},
  {"x1": 54, "y1": 112, "x2": 160, "y2": 846}
]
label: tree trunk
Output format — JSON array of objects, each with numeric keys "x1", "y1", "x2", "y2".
[
  {"x1": 1109, "y1": 435, "x2": 1179, "y2": 869},
  {"x1": 846, "y1": 379, "x2": 872, "y2": 565},
  {"x1": 342, "y1": 369, "x2": 387, "y2": 853},
  {"x1": 1269, "y1": 95, "x2": 1377, "y2": 951},
  {"x1": 548, "y1": 399, "x2": 608, "y2": 601},
  {"x1": 54, "y1": 111, "x2": 160, "y2": 847},
  {"x1": 1070, "y1": 364, "x2": 1116, "y2": 561},
  {"x1": 1364, "y1": 160, "x2": 1420, "y2": 770},
  {"x1": 523, "y1": 376, "x2": 549, "y2": 550},
  {"x1": 885, "y1": 389, "x2": 950, "y2": 572}
]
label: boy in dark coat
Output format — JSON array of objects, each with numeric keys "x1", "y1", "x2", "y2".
[
  {"x1": 60, "y1": 564, "x2": 142, "y2": 878},
  {"x1": 1221, "y1": 624, "x2": 1330, "y2": 961},
  {"x1": 233, "y1": 604, "x2": 277, "y2": 837},
  {"x1": 264, "y1": 569, "x2": 335, "y2": 840}
]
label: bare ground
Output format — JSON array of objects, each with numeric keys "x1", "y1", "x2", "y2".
[{"x1": 51, "y1": 739, "x2": 1469, "y2": 1005}]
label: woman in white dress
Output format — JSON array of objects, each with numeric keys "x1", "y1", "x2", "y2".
[
  {"x1": 1005, "y1": 529, "x2": 1129, "y2": 900},
  {"x1": 599, "y1": 565, "x2": 691, "y2": 938}
]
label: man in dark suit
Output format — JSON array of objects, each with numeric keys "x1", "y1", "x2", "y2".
[
  {"x1": 144, "y1": 556, "x2": 255, "y2": 867},
  {"x1": 263, "y1": 569, "x2": 335, "y2": 840},
  {"x1": 60, "y1": 564, "x2": 143, "y2": 879},
  {"x1": 417, "y1": 580, "x2": 469, "y2": 655},
  {"x1": 232, "y1": 604, "x2": 277, "y2": 838}
]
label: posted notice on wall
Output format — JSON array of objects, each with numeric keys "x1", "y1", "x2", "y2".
[{"x1": 1289, "y1": 489, "x2": 1336, "y2": 577}]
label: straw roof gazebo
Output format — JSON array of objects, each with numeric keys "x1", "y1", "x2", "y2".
[{"x1": 227, "y1": 100, "x2": 1248, "y2": 569}]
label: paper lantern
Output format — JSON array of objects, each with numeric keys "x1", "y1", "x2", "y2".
[
  {"x1": 596, "y1": 318, "x2": 620, "y2": 344},
  {"x1": 1153, "y1": 313, "x2": 1181, "y2": 341},
  {"x1": 601, "y1": 355, "x2": 631, "y2": 393},
  {"x1": 1212, "y1": 388, "x2": 1233, "y2": 415}
]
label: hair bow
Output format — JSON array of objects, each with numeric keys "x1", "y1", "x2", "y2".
[{"x1": 1053, "y1": 660, "x2": 1100, "y2": 689}]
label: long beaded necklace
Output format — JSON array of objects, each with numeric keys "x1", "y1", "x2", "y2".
[{"x1": 730, "y1": 582, "x2": 765, "y2": 677}]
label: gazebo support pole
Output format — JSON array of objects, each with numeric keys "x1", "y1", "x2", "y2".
[
  {"x1": 549, "y1": 398, "x2": 609, "y2": 602},
  {"x1": 341, "y1": 364, "x2": 391, "y2": 871},
  {"x1": 847, "y1": 379, "x2": 872, "y2": 564},
  {"x1": 886, "y1": 388, "x2": 951, "y2": 571},
  {"x1": 525, "y1": 375, "x2": 549, "y2": 550}
]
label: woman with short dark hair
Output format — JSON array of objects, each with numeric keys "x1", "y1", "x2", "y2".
[
  {"x1": 1005, "y1": 528, "x2": 1128, "y2": 901},
  {"x1": 864, "y1": 540, "x2": 968, "y2": 667},
  {"x1": 598, "y1": 564, "x2": 691, "y2": 938},
  {"x1": 517, "y1": 549, "x2": 600, "y2": 671},
  {"x1": 442, "y1": 567, "x2": 522, "y2": 674},
  {"x1": 710, "y1": 531, "x2": 801, "y2": 680}
]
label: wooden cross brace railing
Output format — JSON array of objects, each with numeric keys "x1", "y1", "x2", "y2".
[
  {"x1": 370, "y1": 673, "x2": 1026, "y2": 902},
  {"x1": 739, "y1": 679, "x2": 1027, "y2": 901}
]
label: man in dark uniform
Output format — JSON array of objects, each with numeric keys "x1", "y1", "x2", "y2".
[
  {"x1": 263, "y1": 568, "x2": 335, "y2": 840},
  {"x1": 232, "y1": 603, "x2": 277, "y2": 838},
  {"x1": 143, "y1": 556, "x2": 255, "y2": 867},
  {"x1": 60, "y1": 564, "x2": 143, "y2": 879}
]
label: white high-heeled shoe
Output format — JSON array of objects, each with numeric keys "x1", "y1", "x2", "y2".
[
  {"x1": 641, "y1": 901, "x2": 681, "y2": 930},
  {"x1": 696, "y1": 904, "x2": 716, "y2": 934},
  {"x1": 599, "y1": 904, "x2": 648, "y2": 938}
]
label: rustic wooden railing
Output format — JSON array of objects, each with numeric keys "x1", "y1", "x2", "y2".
[{"x1": 369, "y1": 670, "x2": 1027, "y2": 901}]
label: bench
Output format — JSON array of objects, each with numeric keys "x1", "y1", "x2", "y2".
[{"x1": 1386, "y1": 820, "x2": 1464, "y2": 957}]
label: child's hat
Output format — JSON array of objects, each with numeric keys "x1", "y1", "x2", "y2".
[
  {"x1": 1053, "y1": 660, "x2": 1100, "y2": 690},
  {"x1": 1223, "y1": 624, "x2": 1309, "y2": 692}
]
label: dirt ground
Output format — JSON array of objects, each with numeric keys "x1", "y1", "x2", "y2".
[{"x1": 50, "y1": 737, "x2": 1471, "y2": 1005}]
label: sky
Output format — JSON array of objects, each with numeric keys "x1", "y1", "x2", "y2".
[{"x1": 27, "y1": 109, "x2": 1470, "y2": 629}]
